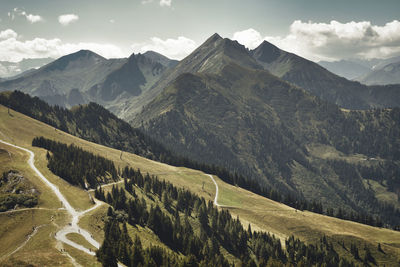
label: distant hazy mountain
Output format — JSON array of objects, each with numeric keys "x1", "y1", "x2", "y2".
[
  {"x1": 132, "y1": 34, "x2": 400, "y2": 224},
  {"x1": 0, "y1": 50, "x2": 178, "y2": 111},
  {"x1": 251, "y1": 41, "x2": 400, "y2": 109},
  {"x1": 369, "y1": 56, "x2": 400, "y2": 70},
  {"x1": 0, "y1": 50, "x2": 125, "y2": 107},
  {"x1": 318, "y1": 56, "x2": 400, "y2": 84},
  {"x1": 358, "y1": 61, "x2": 400, "y2": 85},
  {"x1": 317, "y1": 60, "x2": 370, "y2": 80},
  {"x1": 0, "y1": 57, "x2": 53, "y2": 78}
]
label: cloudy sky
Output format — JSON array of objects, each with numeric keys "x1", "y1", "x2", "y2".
[{"x1": 0, "y1": 0, "x2": 399, "y2": 62}]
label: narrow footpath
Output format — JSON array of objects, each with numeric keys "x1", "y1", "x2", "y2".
[{"x1": 0, "y1": 140, "x2": 103, "y2": 265}]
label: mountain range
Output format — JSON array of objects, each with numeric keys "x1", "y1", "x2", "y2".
[
  {"x1": 251, "y1": 41, "x2": 400, "y2": 109},
  {"x1": 1, "y1": 33, "x2": 400, "y2": 225},
  {"x1": 1, "y1": 32, "x2": 400, "y2": 266},
  {"x1": 2, "y1": 34, "x2": 400, "y2": 119},
  {"x1": 0, "y1": 50, "x2": 177, "y2": 117},
  {"x1": 358, "y1": 61, "x2": 400, "y2": 85}
]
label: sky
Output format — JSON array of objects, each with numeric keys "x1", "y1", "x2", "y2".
[{"x1": 0, "y1": 0, "x2": 399, "y2": 62}]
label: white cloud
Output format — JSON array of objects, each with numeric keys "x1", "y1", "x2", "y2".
[
  {"x1": 109, "y1": 19, "x2": 115, "y2": 23},
  {"x1": 0, "y1": 29, "x2": 18, "y2": 40},
  {"x1": 9, "y1": 8, "x2": 43, "y2": 23},
  {"x1": 58, "y1": 14, "x2": 79, "y2": 26},
  {"x1": 160, "y1": 0, "x2": 172, "y2": 7},
  {"x1": 141, "y1": 0, "x2": 172, "y2": 7},
  {"x1": 131, "y1": 36, "x2": 196, "y2": 60},
  {"x1": 232, "y1": 28, "x2": 263, "y2": 50},
  {"x1": 25, "y1": 13, "x2": 43, "y2": 23},
  {"x1": 0, "y1": 29, "x2": 124, "y2": 62},
  {"x1": 233, "y1": 20, "x2": 400, "y2": 61}
]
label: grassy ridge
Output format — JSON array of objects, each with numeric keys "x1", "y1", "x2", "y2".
[{"x1": 1, "y1": 105, "x2": 400, "y2": 265}]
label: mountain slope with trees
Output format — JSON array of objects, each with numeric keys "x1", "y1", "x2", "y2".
[
  {"x1": 96, "y1": 167, "x2": 358, "y2": 267},
  {"x1": 0, "y1": 90, "x2": 174, "y2": 161},
  {"x1": 1, "y1": 104, "x2": 400, "y2": 266},
  {"x1": 132, "y1": 36, "x2": 400, "y2": 227}
]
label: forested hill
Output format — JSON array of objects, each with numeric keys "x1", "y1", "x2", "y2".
[{"x1": 0, "y1": 90, "x2": 172, "y2": 161}]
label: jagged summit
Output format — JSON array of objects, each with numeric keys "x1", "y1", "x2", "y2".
[{"x1": 251, "y1": 40, "x2": 283, "y2": 63}]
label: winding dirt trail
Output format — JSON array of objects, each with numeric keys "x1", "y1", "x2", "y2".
[
  {"x1": 207, "y1": 174, "x2": 221, "y2": 206},
  {"x1": 0, "y1": 140, "x2": 102, "y2": 263}
]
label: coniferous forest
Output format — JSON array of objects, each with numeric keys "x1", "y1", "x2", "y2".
[
  {"x1": 32, "y1": 136, "x2": 118, "y2": 188},
  {"x1": 95, "y1": 166, "x2": 364, "y2": 267}
]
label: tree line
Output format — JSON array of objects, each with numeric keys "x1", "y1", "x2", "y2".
[{"x1": 32, "y1": 136, "x2": 118, "y2": 188}]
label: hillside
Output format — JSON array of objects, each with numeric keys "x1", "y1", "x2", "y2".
[
  {"x1": 0, "y1": 90, "x2": 175, "y2": 162},
  {"x1": 132, "y1": 46, "x2": 400, "y2": 228},
  {"x1": 1, "y1": 104, "x2": 400, "y2": 265},
  {"x1": 251, "y1": 41, "x2": 400, "y2": 109}
]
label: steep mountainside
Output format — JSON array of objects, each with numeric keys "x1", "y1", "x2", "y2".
[
  {"x1": 132, "y1": 36, "x2": 400, "y2": 225},
  {"x1": 120, "y1": 33, "x2": 263, "y2": 121},
  {"x1": 359, "y1": 61, "x2": 400, "y2": 85},
  {"x1": 251, "y1": 41, "x2": 400, "y2": 109}
]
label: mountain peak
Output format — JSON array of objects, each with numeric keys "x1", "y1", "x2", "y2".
[
  {"x1": 203, "y1": 33, "x2": 223, "y2": 45},
  {"x1": 74, "y1": 49, "x2": 100, "y2": 56},
  {"x1": 143, "y1": 51, "x2": 179, "y2": 67},
  {"x1": 43, "y1": 50, "x2": 105, "y2": 72},
  {"x1": 251, "y1": 40, "x2": 282, "y2": 64},
  {"x1": 143, "y1": 50, "x2": 169, "y2": 60},
  {"x1": 65, "y1": 50, "x2": 105, "y2": 61}
]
